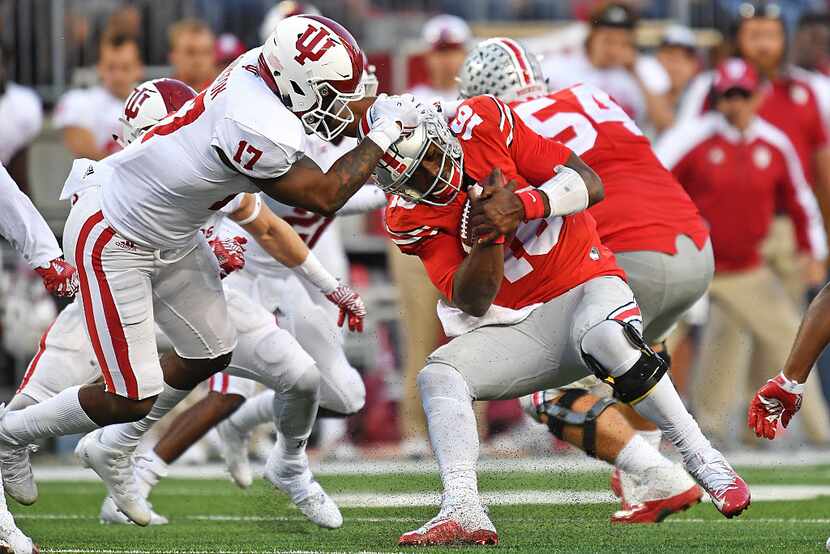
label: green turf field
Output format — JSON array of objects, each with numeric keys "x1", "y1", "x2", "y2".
[{"x1": 12, "y1": 465, "x2": 830, "y2": 553}]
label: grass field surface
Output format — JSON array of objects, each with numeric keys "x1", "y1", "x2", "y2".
[{"x1": 10, "y1": 464, "x2": 830, "y2": 553}]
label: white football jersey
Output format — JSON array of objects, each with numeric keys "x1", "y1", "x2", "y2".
[
  {"x1": 98, "y1": 48, "x2": 307, "y2": 251},
  {"x1": 542, "y1": 51, "x2": 670, "y2": 129},
  {"x1": 0, "y1": 83, "x2": 43, "y2": 164},
  {"x1": 53, "y1": 85, "x2": 123, "y2": 155}
]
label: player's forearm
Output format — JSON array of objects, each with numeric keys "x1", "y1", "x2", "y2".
[
  {"x1": 63, "y1": 127, "x2": 107, "y2": 161},
  {"x1": 782, "y1": 283, "x2": 830, "y2": 383},
  {"x1": 563, "y1": 153, "x2": 604, "y2": 207},
  {"x1": 242, "y1": 214, "x2": 309, "y2": 268},
  {"x1": 452, "y1": 244, "x2": 503, "y2": 317},
  {"x1": 314, "y1": 139, "x2": 385, "y2": 215},
  {"x1": 342, "y1": 98, "x2": 377, "y2": 137},
  {"x1": 0, "y1": 164, "x2": 62, "y2": 267}
]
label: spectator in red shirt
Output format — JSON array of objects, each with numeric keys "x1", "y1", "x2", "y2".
[
  {"x1": 658, "y1": 59, "x2": 830, "y2": 446},
  {"x1": 678, "y1": 3, "x2": 830, "y2": 304}
]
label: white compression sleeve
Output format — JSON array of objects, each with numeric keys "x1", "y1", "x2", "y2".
[
  {"x1": 537, "y1": 165, "x2": 589, "y2": 217},
  {"x1": 0, "y1": 163, "x2": 62, "y2": 267},
  {"x1": 293, "y1": 253, "x2": 338, "y2": 294}
]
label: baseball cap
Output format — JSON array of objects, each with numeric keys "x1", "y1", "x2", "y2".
[
  {"x1": 422, "y1": 14, "x2": 471, "y2": 51},
  {"x1": 713, "y1": 58, "x2": 759, "y2": 94},
  {"x1": 660, "y1": 25, "x2": 697, "y2": 51},
  {"x1": 590, "y1": 3, "x2": 637, "y2": 29},
  {"x1": 214, "y1": 33, "x2": 246, "y2": 66}
]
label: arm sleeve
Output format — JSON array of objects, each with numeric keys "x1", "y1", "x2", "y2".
[
  {"x1": 336, "y1": 185, "x2": 387, "y2": 215},
  {"x1": 211, "y1": 118, "x2": 305, "y2": 180},
  {"x1": 0, "y1": 163, "x2": 62, "y2": 267},
  {"x1": 416, "y1": 234, "x2": 465, "y2": 302}
]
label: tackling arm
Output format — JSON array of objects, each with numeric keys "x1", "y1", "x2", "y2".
[
  {"x1": 249, "y1": 140, "x2": 385, "y2": 217},
  {"x1": 231, "y1": 194, "x2": 314, "y2": 270},
  {"x1": 781, "y1": 283, "x2": 830, "y2": 384},
  {"x1": 451, "y1": 242, "x2": 504, "y2": 317}
]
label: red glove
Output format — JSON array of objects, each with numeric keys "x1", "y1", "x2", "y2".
[
  {"x1": 748, "y1": 372, "x2": 805, "y2": 440},
  {"x1": 325, "y1": 283, "x2": 367, "y2": 333},
  {"x1": 35, "y1": 258, "x2": 78, "y2": 298},
  {"x1": 210, "y1": 236, "x2": 247, "y2": 279}
]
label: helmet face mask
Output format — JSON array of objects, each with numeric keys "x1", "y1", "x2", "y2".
[
  {"x1": 373, "y1": 110, "x2": 464, "y2": 206},
  {"x1": 458, "y1": 37, "x2": 547, "y2": 103},
  {"x1": 301, "y1": 79, "x2": 365, "y2": 141}
]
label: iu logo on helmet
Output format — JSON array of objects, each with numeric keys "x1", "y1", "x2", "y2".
[
  {"x1": 124, "y1": 88, "x2": 153, "y2": 121},
  {"x1": 294, "y1": 24, "x2": 336, "y2": 65}
]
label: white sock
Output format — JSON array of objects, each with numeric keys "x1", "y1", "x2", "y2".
[
  {"x1": 0, "y1": 386, "x2": 97, "y2": 445},
  {"x1": 99, "y1": 384, "x2": 190, "y2": 451},
  {"x1": 228, "y1": 390, "x2": 275, "y2": 433},
  {"x1": 143, "y1": 449, "x2": 169, "y2": 474},
  {"x1": 638, "y1": 429, "x2": 663, "y2": 451},
  {"x1": 419, "y1": 364, "x2": 479, "y2": 502},
  {"x1": 632, "y1": 376, "x2": 711, "y2": 462},
  {"x1": 614, "y1": 434, "x2": 673, "y2": 474},
  {"x1": 276, "y1": 369, "x2": 319, "y2": 460}
]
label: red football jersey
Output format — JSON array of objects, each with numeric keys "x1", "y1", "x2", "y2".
[
  {"x1": 511, "y1": 83, "x2": 709, "y2": 255},
  {"x1": 385, "y1": 95, "x2": 623, "y2": 313}
]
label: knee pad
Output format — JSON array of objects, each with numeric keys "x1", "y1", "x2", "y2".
[
  {"x1": 289, "y1": 363, "x2": 321, "y2": 397},
  {"x1": 581, "y1": 320, "x2": 667, "y2": 404},
  {"x1": 541, "y1": 389, "x2": 617, "y2": 458},
  {"x1": 318, "y1": 356, "x2": 366, "y2": 416},
  {"x1": 416, "y1": 363, "x2": 472, "y2": 404}
]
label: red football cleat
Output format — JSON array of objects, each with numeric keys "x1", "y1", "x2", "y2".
[
  {"x1": 611, "y1": 483, "x2": 702, "y2": 524},
  {"x1": 687, "y1": 449, "x2": 751, "y2": 518},
  {"x1": 399, "y1": 519, "x2": 498, "y2": 546},
  {"x1": 399, "y1": 506, "x2": 498, "y2": 547}
]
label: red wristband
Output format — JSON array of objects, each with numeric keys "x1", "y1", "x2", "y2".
[
  {"x1": 493, "y1": 235, "x2": 506, "y2": 244},
  {"x1": 516, "y1": 189, "x2": 546, "y2": 221}
]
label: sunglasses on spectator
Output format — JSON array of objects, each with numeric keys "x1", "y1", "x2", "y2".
[{"x1": 720, "y1": 88, "x2": 753, "y2": 100}]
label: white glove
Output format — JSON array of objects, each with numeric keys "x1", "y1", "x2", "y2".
[{"x1": 364, "y1": 93, "x2": 425, "y2": 151}]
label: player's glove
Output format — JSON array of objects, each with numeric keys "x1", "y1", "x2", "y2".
[
  {"x1": 210, "y1": 236, "x2": 247, "y2": 279},
  {"x1": 325, "y1": 283, "x2": 367, "y2": 333},
  {"x1": 747, "y1": 372, "x2": 805, "y2": 440},
  {"x1": 363, "y1": 93, "x2": 425, "y2": 151},
  {"x1": 35, "y1": 257, "x2": 79, "y2": 298}
]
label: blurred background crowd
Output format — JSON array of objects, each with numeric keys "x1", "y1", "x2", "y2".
[{"x1": 2, "y1": 0, "x2": 830, "y2": 463}]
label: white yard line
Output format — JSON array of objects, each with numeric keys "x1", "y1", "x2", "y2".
[
  {"x1": 13, "y1": 485, "x2": 830, "y2": 517},
  {"x1": 29, "y1": 449, "x2": 830, "y2": 481}
]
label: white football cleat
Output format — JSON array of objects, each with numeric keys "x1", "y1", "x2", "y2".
[
  {"x1": 0, "y1": 509, "x2": 37, "y2": 553},
  {"x1": 399, "y1": 497, "x2": 498, "y2": 546},
  {"x1": 0, "y1": 408, "x2": 37, "y2": 506},
  {"x1": 133, "y1": 452, "x2": 168, "y2": 499},
  {"x1": 99, "y1": 496, "x2": 168, "y2": 526},
  {"x1": 263, "y1": 448, "x2": 342, "y2": 529},
  {"x1": 75, "y1": 429, "x2": 150, "y2": 526},
  {"x1": 216, "y1": 420, "x2": 252, "y2": 489},
  {"x1": 0, "y1": 442, "x2": 37, "y2": 506}
]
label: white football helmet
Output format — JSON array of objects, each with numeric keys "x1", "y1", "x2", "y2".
[
  {"x1": 115, "y1": 78, "x2": 197, "y2": 146},
  {"x1": 258, "y1": 15, "x2": 365, "y2": 141},
  {"x1": 458, "y1": 37, "x2": 546, "y2": 103},
  {"x1": 359, "y1": 104, "x2": 463, "y2": 206}
]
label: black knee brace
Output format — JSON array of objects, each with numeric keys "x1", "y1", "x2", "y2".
[
  {"x1": 542, "y1": 389, "x2": 618, "y2": 458},
  {"x1": 655, "y1": 341, "x2": 672, "y2": 369},
  {"x1": 582, "y1": 321, "x2": 668, "y2": 404}
]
